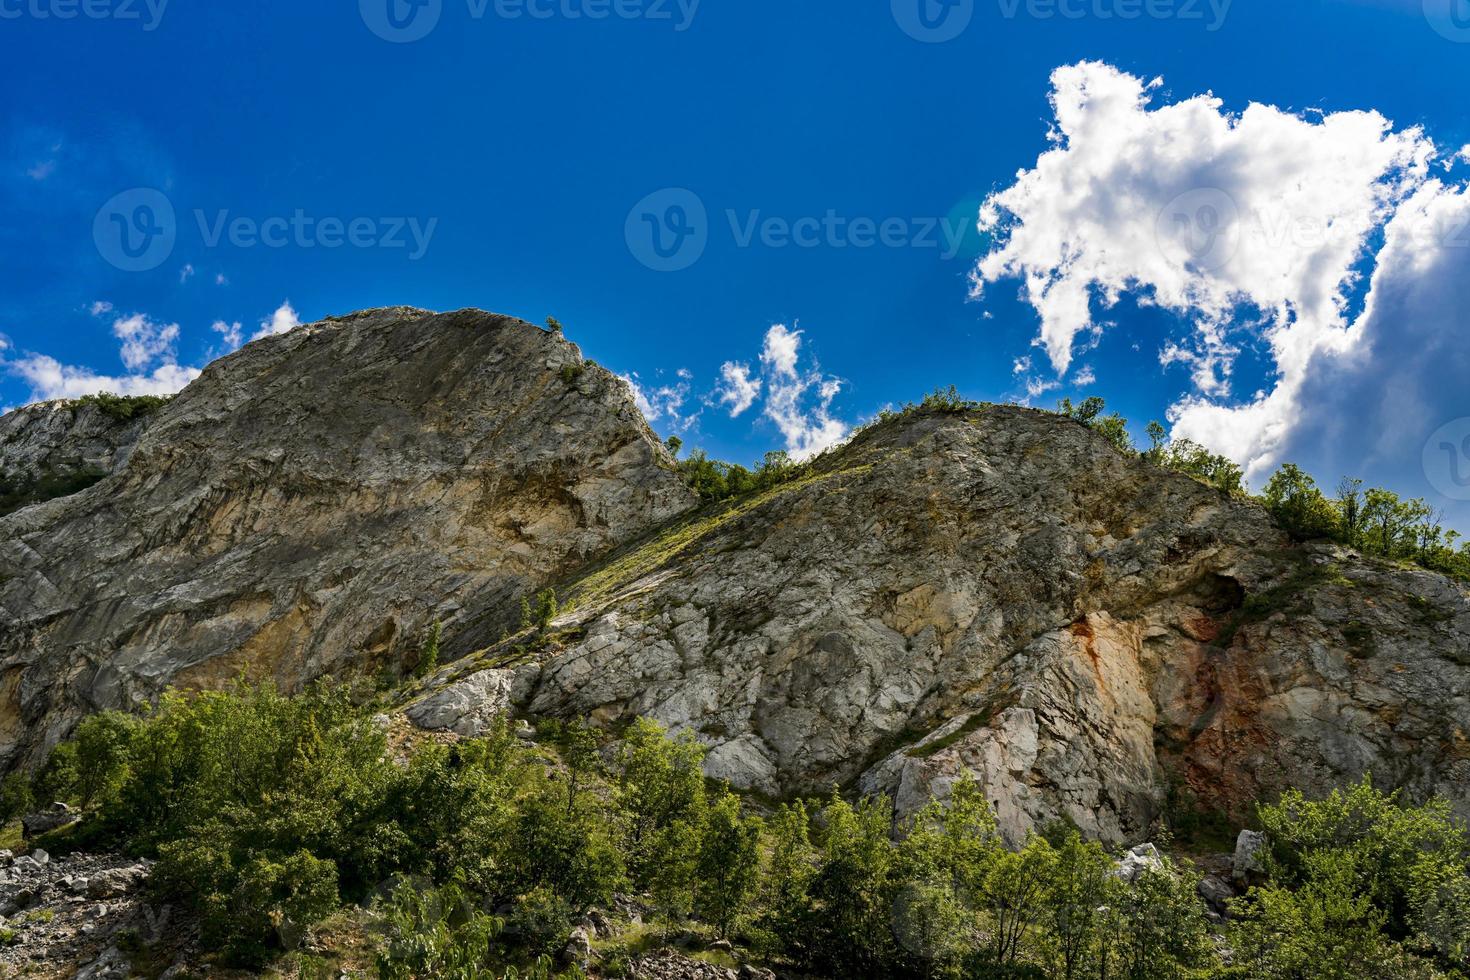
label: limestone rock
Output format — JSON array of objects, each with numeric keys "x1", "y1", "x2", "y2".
[
  {"x1": 406, "y1": 668, "x2": 518, "y2": 737},
  {"x1": 0, "y1": 398, "x2": 148, "y2": 485},
  {"x1": 1233, "y1": 829, "x2": 1268, "y2": 884},
  {"x1": 1116, "y1": 843, "x2": 1163, "y2": 882},
  {"x1": 487, "y1": 404, "x2": 1470, "y2": 843},
  {"x1": 0, "y1": 308, "x2": 696, "y2": 769}
]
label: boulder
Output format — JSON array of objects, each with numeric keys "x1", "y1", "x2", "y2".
[
  {"x1": 1233, "y1": 830, "x2": 1267, "y2": 885},
  {"x1": 1115, "y1": 842, "x2": 1163, "y2": 883}
]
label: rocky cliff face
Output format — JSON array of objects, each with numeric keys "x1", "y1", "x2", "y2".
[
  {"x1": 418, "y1": 405, "x2": 1470, "y2": 845},
  {"x1": 0, "y1": 308, "x2": 695, "y2": 768},
  {"x1": 0, "y1": 399, "x2": 148, "y2": 484},
  {"x1": 2, "y1": 306, "x2": 1467, "y2": 847}
]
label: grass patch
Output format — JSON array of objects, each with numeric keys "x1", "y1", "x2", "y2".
[
  {"x1": 565, "y1": 462, "x2": 873, "y2": 613},
  {"x1": 906, "y1": 713, "x2": 989, "y2": 759}
]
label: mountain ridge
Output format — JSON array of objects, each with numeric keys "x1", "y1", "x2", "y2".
[{"x1": 1, "y1": 306, "x2": 1467, "y2": 849}]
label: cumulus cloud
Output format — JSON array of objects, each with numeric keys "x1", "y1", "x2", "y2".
[
  {"x1": 8, "y1": 356, "x2": 199, "y2": 401},
  {"x1": 112, "y1": 313, "x2": 180, "y2": 371},
  {"x1": 620, "y1": 371, "x2": 696, "y2": 433},
  {"x1": 252, "y1": 300, "x2": 301, "y2": 341},
  {"x1": 211, "y1": 319, "x2": 243, "y2": 350},
  {"x1": 88, "y1": 301, "x2": 113, "y2": 317},
  {"x1": 974, "y1": 61, "x2": 1458, "y2": 487},
  {"x1": 714, "y1": 361, "x2": 761, "y2": 417},
  {"x1": 758, "y1": 324, "x2": 848, "y2": 460}
]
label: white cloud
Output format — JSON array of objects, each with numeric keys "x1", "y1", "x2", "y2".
[
  {"x1": 620, "y1": 371, "x2": 696, "y2": 433},
  {"x1": 215, "y1": 273, "x2": 228, "y2": 286},
  {"x1": 714, "y1": 361, "x2": 761, "y2": 417},
  {"x1": 759, "y1": 324, "x2": 848, "y2": 460},
  {"x1": 4, "y1": 308, "x2": 204, "y2": 405},
  {"x1": 111, "y1": 313, "x2": 180, "y2": 371},
  {"x1": 252, "y1": 300, "x2": 301, "y2": 341},
  {"x1": 26, "y1": 160, "x2": 55, "y2": 181},
  {"x1": 974, "y1": 61, "x2": 1443, "y2": 479},
  {"x1": 1073, "y1": 365, "x2": 1096, "y2": 386},
  {"x1": 211, "y1": 319, "x2": 243, "y2": 350},
  {"x1": 179, "y1": 263, "x2": 195, "y2": 283},
  {"x1": 7, "y1": 356, "x2": 198, "y2": 401}
]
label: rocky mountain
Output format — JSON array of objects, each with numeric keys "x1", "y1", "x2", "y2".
[
  {"x1": 2, "y1": 306, "x2": 1468, "y2": 847},
  {"x1": 0, "y1": 308, "x2": 693, "y2": 769}
]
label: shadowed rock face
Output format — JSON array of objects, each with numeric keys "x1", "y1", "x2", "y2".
[
  {"x1": 0, "y1": 399, "x2": 148, "y2": 484},
  {"x1": 0, "y1": 308, "x2": 696, "y2": 767}
]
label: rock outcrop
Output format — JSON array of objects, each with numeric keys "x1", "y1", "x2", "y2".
[
  {"x1": 3, "y1": 304, "x2": 1468, "y2": 849},
  {"x1": 0, "y1": 398, "x2": 149, "y2": 485},
  {"x1": 0, "y1": 308, "x2": 695, "y2": 768},
  {"x1": 427, "y1": 404, "x2": 1470, "y2": 844}
]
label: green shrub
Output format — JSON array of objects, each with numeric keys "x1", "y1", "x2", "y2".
[
  {"x1": 377, "y1": 881, "x2": 504, "y2": 980},
  {"x1": 75, "y1": 392, "x2": 170, "y2": 421},
  {"x1": 0, "y1": 772, "x2": 34, "y2": 823}
]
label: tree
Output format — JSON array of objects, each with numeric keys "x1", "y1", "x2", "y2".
[
  {"x1": 804, "y1": 795, "x2": 904, "y2": 977},
  {"x1": 1057, "y1": 397, "x2": 1133, "y2": 453},
  {"x1": 1263, "y1": 464, "x2": 1340, "y2": 540},
  {"x1": 1108, "y1": 860, "x2": 1213, "y2": 979},
  {"x1": 72, "y1": 711, "x2": 139, "y2": 808},
  {"x1": 761, "y1": 800, "x2": 816, "y2": 957},
  {"x1": 616, "y1": 718, "x2": 707, "y2": 888},
  {"x1": 1156, "y1": 438, "x2": 1244, "y2": 495},
  {"x1": 1041, "y1": 830, "x2": 1117, "y2": 980},
  {"x1": 1232, "y1": 849, "x2": 1397, "y2": 979},
  {"x1": 416, "y1": 619, "x2": 442, "y2": 678},
  {"x1": 696, "y1": 788, "x2": 763, "y2": 937},
  {"x1": 1360, "y1": 488, "x2": 1431, "y2": 558},
  {"x1": 664, "y1": 435, "x2": 683, "y2": 458},
  {"x1": 1145, "y1": 420, "x2": 1167, "y2": 459},
  {"x1": 545, "y1": 316, "x2": 563, "y2": 334},
  {"x1": 0, "y1": 772, "x2": 33, "y2": 824},
  {"x1": 1336, "y1": 477, "x2": 1364, "y2": 547}
]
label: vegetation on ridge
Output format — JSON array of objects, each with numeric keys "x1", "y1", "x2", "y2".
[{"x1": 662, "y1": 388, "x2": 1470, "y2": 582}]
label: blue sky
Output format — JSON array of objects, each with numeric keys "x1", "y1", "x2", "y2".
[{"x1": 3, "y1": 0, "x2": 1469, "y2": 527}]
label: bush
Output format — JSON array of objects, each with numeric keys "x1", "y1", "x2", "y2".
[
  {"x1": 0, "y1": 772, "x2": 34, "y2": 823},
  {"x1": 75, "y1": 392, "x2": 169, "y2": 422}
]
